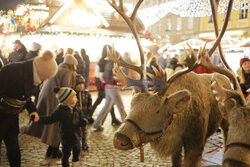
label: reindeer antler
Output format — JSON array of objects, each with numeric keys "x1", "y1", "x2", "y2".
[
  {"x1": 197, "y1": 48, "x2": 246, "y2": 106},
  {"x1": 201, "y1": 0, "x2": 246, "y2": 105},
  {"x1": 208, "y1": 0, "x2": 233, "y2": 56},
  {"x1": 106, "y1": 0, "x2": 147, "y2": 92},
  {"x1": 209, "y1": 0, "x2": 232, "y2": 70},
  {"x1": 105, "y1": 44, "x2": 141, "y2": 74}
]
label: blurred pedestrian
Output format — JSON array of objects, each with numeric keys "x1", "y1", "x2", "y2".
[
  {"x1": 75, "y1": 75, "x2": 92, "y2": 150},
  {"x1": 93, "y1": 45, "x2": 126, "y2": 131},
  {"x1": 237, "y1": 57, "x2": 250, "y2": 98},
  {"x1": 157, "y1": 53, "x2": 168, "y2": 69},
  {"x1": 122, "y1": 52, "x2": 132, "y2": 75},
  {"x1": 25, "y1": 42, "x2": 41, "y2": 60},
  {"x1": 56, "y1": 48, "x2": 64, "y2": 65},
  {"x1": 165, "y1": 57, "x2": 182, "y2": 79},
  {"x1": 0, "y1": 50, "x2": 57, "y2": 167},
  {"x1": 65, "y1": 48, "x2": 74, "y2": 55},
  {"x1": 24, "y1": 55, "x2": 78, "y2": 159},
  {"x1": 73, "y1": 51, "x2": 85, "y2": 78},
  {"x1": 92, "y1": 48, "x2": 122, "y2": 126},
  {"x1": 8, "y1": 40, "x2": 27, "y2": 63},
  {"x1": 80, "y1": 48, "x2": 90, "y2": 87}
]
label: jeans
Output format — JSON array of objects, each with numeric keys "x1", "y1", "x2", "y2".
[{"x1": 93, "y1": 86, "x2": 127, "y2": 128}]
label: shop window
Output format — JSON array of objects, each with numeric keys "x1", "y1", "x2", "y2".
[
  {"x1": 239, "y1": 2, "x2": 248, "y2": 19},
  {"x1": 188, "y1": 17, "x2": 193, "y2": 29},
  {"x1": 176, "y1": 17, "x2": 181, "y2": 31},
  {"x1": 166, "y1": 19, "x2": 171, "y2": 31},
  {"x1": 208, "y1": 16, "x2": 213, "y2": 23}
]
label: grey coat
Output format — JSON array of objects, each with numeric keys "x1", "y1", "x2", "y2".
[{"x1": 24, "y1": 63, "x2": 75, "y2": 147}]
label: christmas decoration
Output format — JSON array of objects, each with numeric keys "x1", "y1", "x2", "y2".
[{"x1": 138, "y1": 0, "x2": 248, "y2": 27}]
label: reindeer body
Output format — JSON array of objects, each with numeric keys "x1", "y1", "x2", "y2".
[
  {"x1": 114, "y1": 72, "x2": 231, "y2": 167},
  {"x1": 217, "y1": 105, "x2": 250, "y2": 167}
]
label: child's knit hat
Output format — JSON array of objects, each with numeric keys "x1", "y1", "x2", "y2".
[{"x1": 54, "y1": 87, "x2": 76, "y2": 104}]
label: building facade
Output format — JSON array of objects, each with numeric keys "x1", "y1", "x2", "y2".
[
  {"x1": 199, "y1": 2, "x2": 249, "y2": 40},
  {"x1": 150, "y1": 14, "x2": 200, "y2": 45}
]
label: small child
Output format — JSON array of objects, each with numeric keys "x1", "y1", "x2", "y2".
[
  {"x1": 75, "y1": 74, "x2": 93, "y2": 150},
  {"x1": 37, "y1": 87, "x2": 87, "y2": 167}
]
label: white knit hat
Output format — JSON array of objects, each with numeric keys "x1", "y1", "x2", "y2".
[
  {"x1": 63, "y1": 54, "x2": 78, "y2": 66},
  {"x1": 34, "y1": 50, "x2": 58, "y2": 80},
  {"x1": 31, "y1": 42, "x2": 41, "y2": 51}
]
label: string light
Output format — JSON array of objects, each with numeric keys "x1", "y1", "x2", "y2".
[{"x1": 138, "y1": 0, "x2": 249, "y2": 28}]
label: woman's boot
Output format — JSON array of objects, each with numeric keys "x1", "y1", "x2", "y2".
[{"x1": 110, "y1": 107, "x2": 121, "y2": 126}]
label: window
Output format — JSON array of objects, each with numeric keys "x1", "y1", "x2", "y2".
[
  {"x1": 239, "y1": 2, "x2": 248, "y2": 19},
  {"x1": 166, "y1": 19, "x2": 171, "y2": 31},
  {"x1": 176, "y1": 17, "x2": 181, "y2": 31},
  {"x1": 208, "y1": 16, "x2": 213, "y2": 23},
  {"x1": 188, "y1": 17, "x2": 193, "y2": 29}
]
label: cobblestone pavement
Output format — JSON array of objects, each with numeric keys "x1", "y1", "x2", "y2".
[{"x1": 0, "y1": 90, "x2": 223, "y2": 167}]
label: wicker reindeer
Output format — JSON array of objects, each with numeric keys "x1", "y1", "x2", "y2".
[{"x1": 106, "y1": 0, "x2": 234, "y2": 166}]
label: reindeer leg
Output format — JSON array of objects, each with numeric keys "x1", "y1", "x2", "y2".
[
  {"x1": 172, "y1": 149, "x2": 182, "y2": 167},
  {"x1": 183, "y1": 145, "x2": 203, "y2": 167},
  {"x1": 221, "y1": 119, "x2": 229, "y2": 153}
]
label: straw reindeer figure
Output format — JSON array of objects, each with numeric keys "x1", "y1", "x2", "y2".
[{"x1": 106, "y1": 0, "x2": 236, "y2": 167}]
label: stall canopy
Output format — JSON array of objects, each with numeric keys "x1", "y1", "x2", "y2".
[
  {"x1": 158, "y1": 43, "x2": 173, "y2": 53},
  {"x1": 38, "y1": 0, "x2": 145, "y2": 35},
  {"x1": 169, "y1": 39, "x2": 206, "y2": 50},
  {"x1": 237, "y1": 38, "x2": 250, "y2": 48},
  {"x1": 206, "y1": 37, "x2": 240, "y2": 49}
]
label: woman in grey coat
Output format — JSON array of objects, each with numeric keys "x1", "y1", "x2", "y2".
[{"x1": 24, "y1": 54, "x2": 78, "y2": 158}]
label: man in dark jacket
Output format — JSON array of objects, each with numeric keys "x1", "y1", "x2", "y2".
[
  {"x1": 81, "y1": 48, "x2": 90, "y2": 87},
  {"x1": 0, "y1": 50, "x2": 58, "y2": 167},
  {"x1": 25, "y1": 42, "x2": 41, "y2": 60},
  {"x1": 56, "y1": 48, "x2": 64, "y2": 65},
  {"x1": 73, "y1": 51, "x2": 85, "y2": 78},
  {"x1": 8, "y1": 40, "x2": 28, "y2": 63}
]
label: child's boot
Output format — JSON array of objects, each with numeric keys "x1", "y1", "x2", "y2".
[
  {"x1": 45, "y1": 146, "x2": 53, "y2": 158},
  {"x1": 51, "y1": 147, "x2": 63, "y2": 158},
  {"x1": 82, "y1": 139, "x2": 89, "y2": 151}
]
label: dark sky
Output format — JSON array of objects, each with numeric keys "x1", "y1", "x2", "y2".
[{"x1": 0, "y1": 0, "x2": 24, "y2": 10}]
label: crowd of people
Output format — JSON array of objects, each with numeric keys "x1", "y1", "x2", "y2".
[
  {"x1": 0, "y1": 39, "x2": 249, "y2": 167},
  {"x1": 0, "y1": 40, "x2": 126, "y2": 167}
]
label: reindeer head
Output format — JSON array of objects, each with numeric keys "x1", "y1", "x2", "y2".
[{"x1": 107, "y1": 0, "x2": 234, "y2": 150}]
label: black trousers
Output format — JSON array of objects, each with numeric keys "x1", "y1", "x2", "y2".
[
  {"x1": 0, "y1": 113, "x2": 21, "y2": 167},
  {"x1": 61, "y1": 139, "x2": 80, "y2": 167}
]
